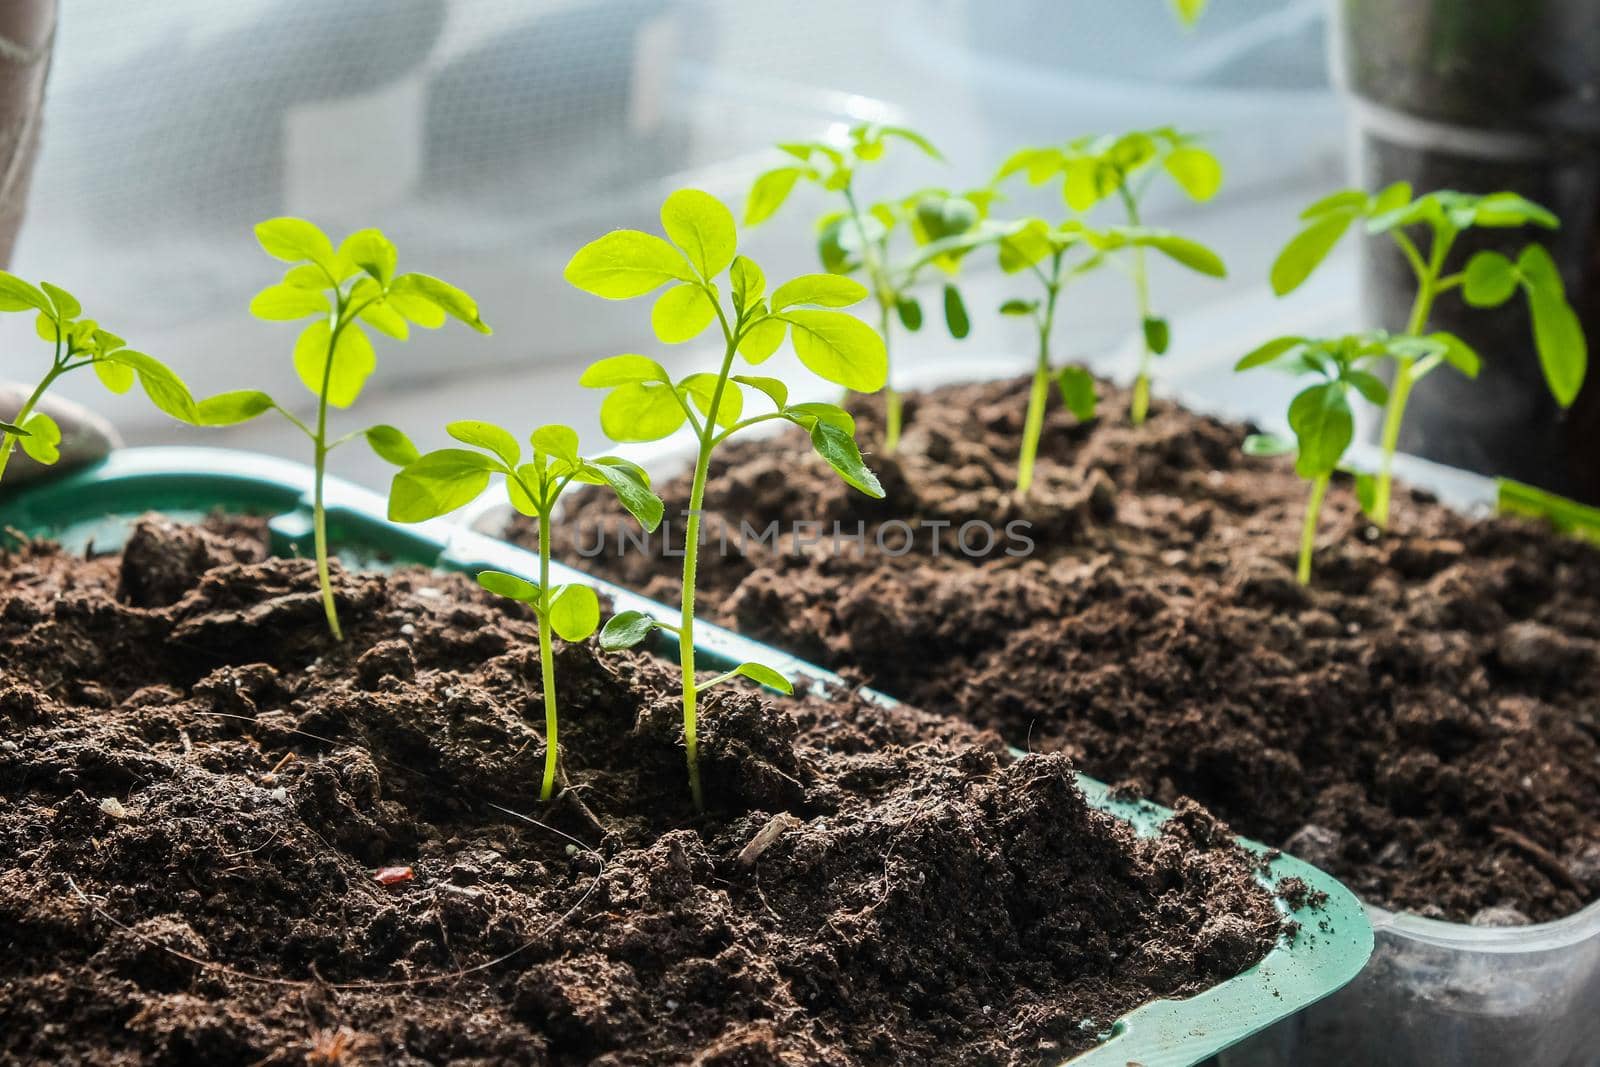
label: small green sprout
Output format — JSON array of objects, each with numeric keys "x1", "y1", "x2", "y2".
[
  {"x1": 197, "y1": 219, "x2": 491, "y2": 640},
  {"x1": 388, "y1": 422, "x2": 662, "y2": 801},
  {"x1": 1235, "y1": 332, "x2": 1433, "y2": 583},
  {"x1": 0, "y1": 275, "x2": 204, "y2": 485},
  {"x1": 990, "y1": 209, "x2": 1225, "y2": 495},
  {"x1": 1271, "y1": 186, "x2": 1588, "y2": 528},
  {"x1": 746, "y1": 123, "x2": 996, "y2": 453},
  {"x1": 998, "y1": 129, "x2": 1226, "y2": 424},
  {"x1": 1496, "y1": 478, "x2": 1600, "y2": 547},
  {"x1": 566, "y1": 188, "x2": 886, "y2": 808}
]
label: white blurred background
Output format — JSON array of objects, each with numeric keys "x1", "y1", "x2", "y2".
[{"x1": 9, "y1": 0, "x2": 1358, "y2": 487}]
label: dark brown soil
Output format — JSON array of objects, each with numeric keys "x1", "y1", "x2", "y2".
[
  {"x1": 517, "y1": 372, "x2": 1600, "y2": 924},
  {"x1": 1, "y1": 516, "x2": 1288, "y2": 1066}
]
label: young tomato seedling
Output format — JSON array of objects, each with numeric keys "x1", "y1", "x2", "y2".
[
  {"x1": 0, "y1": 275, "x2": 204, "y2": 484},
  {"x1": 197, "y1": 219, "x2": 491, "y2": 640},
  {"x1": 1235, "y1": 331, "x2": 1467, "y2": 583},
  {"x1": 989, "y1": 210, "x2": 1225, "y2": 495},
  {"x1": 998, "y1": 129, "x2": 1226, "y2": 425},
  {"x1": 566, "y1": 188, "x2": 886, "y2": 809},
  {"x1": 388, "y1": 422, "x2": 663, "y2": 801},
  {"x1": 1271, "y1": 185, "x2": 1588, "y2": 528},
  {"x1": 746, "y1": 123, "x2": 995, "y2": 453}
]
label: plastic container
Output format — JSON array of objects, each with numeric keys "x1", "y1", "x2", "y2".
[
  {"x1": 0, "y1": 446, "x2": 1373, "y2": 1067},
  {"x1": 1331, "y1": 0, "x2": 1600, "y2": 504}
]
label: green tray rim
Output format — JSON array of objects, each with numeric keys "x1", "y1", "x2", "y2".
[{"x1": 0, "y1": 447, "x2": 1375, "y2": 1067}]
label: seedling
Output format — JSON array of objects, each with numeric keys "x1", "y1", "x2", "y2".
[
  {"x1": 1235, "y1": 331, "x2": 1472, "y2": 583},
  {"x1": 566, "y1": 188, "x2": 886, "y2": 808},
  {"x1": 195, "y1": 219, "x2": 491, "y2": 640},
  {"x1": 1271, "y1": 186, "x2": 1588, "y2": 528},
  {"x1": 389, "y1": 422, "x2": 662, "y2": 800},
  {"x1": 0, "y1": 274, "x2": 203, "y2": 484},
  {"x1": 998, "y1": 129, "x2": 1226, "y2": 424},
  {"x1": 746, "y1": 123, "x2": 995, "y2": 452},
  {"x1": 990, "y1": 209, "x2": 1225, "y2": 494}
]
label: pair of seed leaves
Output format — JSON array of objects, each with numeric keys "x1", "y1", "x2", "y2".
[
  {"x1": 1237, "y1": 330, "x2": 1480, "y2": 498},
  {"x1": 0, "y1": 274, "x2": 205, "y2": 464},
  {"x1": 1272, "y1": 185, "x2": 1587, "y2": 407},
  {"x1": 996, "y1": 128, "x2": 1224, "y2": 214},
  {"x1": 562, "y1": 188, "x2": 885, "y2": 499},
  {"x1": 190, "y1": 218, "x2": 490, "y2": 455},
  {"x1": 389, "y1": 420, "x2": 662, "y2": 644}
]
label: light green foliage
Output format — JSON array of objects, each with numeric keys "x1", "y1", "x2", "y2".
[
  {"x1": 1235, "y1": 331, "x2": 1454, "y2": 584},
  {"x1": 390, "y1": 421, "x2": 662, "y2": 801},
  {"x1": 1172, "y1": 0, "x2": 1208, "y2": 26},
  {"x1": 212, "y1": 218, "x2": 491, "y2": 639},
  {"x1": 745, "y1": 123, "x2": 1000, "y2": 452},
  {"x1": 997, "y1": 129, "x2": 1227, "y2": 424},
  {"x1": 0, "y1": 274, "x2": 206, "y2": 485},
  {"x1": 1270, "y1": 186, "x2": 1587, "y2": 527},
  {"x1": 569, "y1": 189, "x2": 884, "y2": 807}
]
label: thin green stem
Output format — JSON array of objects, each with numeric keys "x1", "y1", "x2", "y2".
[
  {"x1": 1118, "y1": 183, "x2": 1154, "y2": 425},
  {"x1": 843, "y1": 184, "x2": 900, "y2": 453},
  {"x1": 313, "y1": 309, "x2": 343, "y2": 641},
  {"x1": 0, "y1": 368, "x2": 60, "y2": 485},
  {"x1": 536, "y1": 506, "x2": 559, "y2": 802},
  {"x1": 1298, "y1": 473, "x2": 1331, "y2": 585},
  {"x1": 1016, "y1": 253, "x2": 1064, "y2": 496}
]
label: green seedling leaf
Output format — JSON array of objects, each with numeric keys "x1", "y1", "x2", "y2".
[
  {"x1": 809, "y1": 420, "x2": 884, "y2": 498},
  {"x1": 389, "y1": 449, "x2": 501, "y2": 522},
  {"x1": 93, "y1": 357, "x2": 135, "y2": 394},
  {"x1": 388, "y1": 274, "x2": 490, "y2": 333},
  {"x1": 532, "y1": 424, "x2": 581, "y2": 462},
  {"x1": 580, "y1": 354, "x2": 671, "y2": 388},
  {"x1": 250, "y1": 283, "x2": 331, "y2": 321},
  {"x1": 729, "y1": 256, "x2": 766, "y2": 314},
  {"x1": 477, "y1": 569, "x2": 541, "y2": 603},
  {"x1": 564, "y1": 230, "x2": 695, "y2": 298},
  {"x1": 770, "y1": 274, "x2": 867, "y2": 310},
  {"x1": 1497, "y1": 477, "x2": 1600, "y2": 545},
  {"x1": 1132, "y1": 231, "x2": 1227, "y2": 277},
  {"x1": 1235, "y1": 336, "x2": 1306, "y2": 371},
  {"x1": 1163, "y1": 146, "x2": 1221, "y2": 200},
  {"x1": 0, "y1": 271, "x2": 53, "y2": 314},
  {"x1": 1430, "y1": 331, "x2": 1482, "y2": 378},
  {"x1": 679, "y1": 372, "x2": 744, "y2": 429},
  {"x1": 785, "y1": 401, "x2": 855, "y2": 434},
  {"x1": 730, "y1": 661, "x2": 794, "y2": 693},
  {"x1": 997, "y1": 219, "x2": 1054, "y2": 273},
  {"x1": 100, "y1": 350, "x2": 200, "y2": 423},
  {"x1": 896, "y1": 296, "x2": 924, "y2": 330},
  {"x1": 652, "y1": 284, "x2": 717, "y2": 344},
  {"x1": 1143, "y1": 315, "x2": 1170, "y2": 356},
  {"x1": 39, "y1": 282, "x2": 80, "y2": 319},
  {"x1": 662, "y1": 189, "x2": 737, "y2": 279},
  {"x1": 196, "y1": 390, "x2": 275, "y2": 426},
  {"x1": 548, "y1": 584, "x2": 601, "y2": 642},
  {"x1": 600, "y1": 609, "x2": 658, "y2": 650},
  {"x1": 999, "y1": 299, "x2": 1037, "y2": 316},
  {"x1": 1516, "y1": 243, "x2": 1587, "y2": 406},
  {"x1": 448, "y1": 420, "x2": 521, "y2": 467},
  {"x1": 340, "y1": 228, "x2": 398, "y2": 286},
  {"x1": 599, "y1": 381, "x2": 689, "y2": 441},
  {"x1": 1288, "y1": 380, "x2": 1354, "y2": 478},
  {"x1": 746, "y1": 167, "x2": 807, "y2": 226},
  {"x1": 782, "y1": 309, "x2": 888, "y2": 391},
  {"x1": 1272, "y1": 213, "x2": 1354, "y2": 295},
  {"x1": 364, "y1": 424, "x2": 420, "y2": 466},
  {"x1": 255, "y1": 217, "x2": 336, "y2": 271},
  {"x1": 586, "y1": 457, "x2": 664, "y2": 531},
  {"x1": 1347, "y1": 369, "x2": 1389, "y2": 406},
  {"x1": 1057, "y1": 366, "x2": 1097, "y2": 421},
  {"x1": 359, "y1": 301, "x2": 409, "y2": 341},
  {"x1": 943, "y1": 284, "x2": 971, "y2": 339},
  {"x1": 293, "y1": 320, "x2": 375, "y2": 409},
  {"x1": 738, "y1": 317, "x2": 787, "y2": 363},
  {"x1": 1354, "y1": 471, "x2": 1379, "y2": 516},
  {"x1": 17, "y1": 411, "x2": 59, "y2": 463},
  {"x1": 1462, "y1": 250, "x2": 1518, "y2": 307},
  {"x1": 731, "y1": 375, "x2": 788, "y2": 411},
  {"x1": 1242, "y1": 432, "x2": 1296, "y2": 457}
]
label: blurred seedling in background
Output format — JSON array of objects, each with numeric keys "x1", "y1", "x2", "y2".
[
  {"x1": 988, "y1": 205, "x2": 1224, "y2": 495},
  {"x1": 1271, "y1": 185, "x2": 1588, "y2": 528},
  {"x1": 0, "y1": 275, "x2": 204, "y2": 484},
  {"x1": 746, "y1": 123, "x2": 998, "y2": 453},
  {"x1": 1496, "y1": 478, "x2": 1600, "y2": 547},
  {"x1": 389, "y1": 421, "x2": 662, "y2": 801},
  {"x1": 998, "y1": 129, "x2": 1226, "y2": 425},
  {"x1": 565, "y1": 188, "x2": 886, "y2": 808},
  {"x1": 196, "y1": 219, "x2": 491, "y2": 640},
  {"x1": 1234, "y1": 331, "x2": 1468, "y2": 584}
]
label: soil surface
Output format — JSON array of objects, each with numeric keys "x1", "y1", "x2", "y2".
[
  {"x1": 1, "y1": 516, "x2": 1288, "y2": 1065},
  {"x1": 516, "y1": 372, "x2": 1600, "y2": 924}
]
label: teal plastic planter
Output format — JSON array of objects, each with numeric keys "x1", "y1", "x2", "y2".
[{"x1": 0, "y1": 447, "x2": 1374, "y2": 1067}]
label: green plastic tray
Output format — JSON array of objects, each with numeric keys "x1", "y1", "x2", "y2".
[{"x1": 0, "y1": 447, "x2": 1374, "y2": 1067}]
